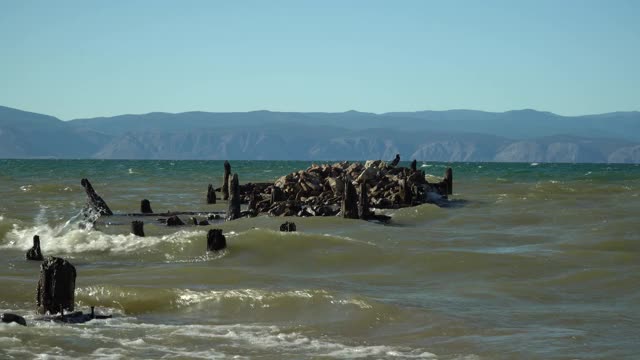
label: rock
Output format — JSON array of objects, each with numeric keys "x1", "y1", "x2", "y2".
[
  {"x1": 207, "y1": 229, "x2": 226, "y2": 251},
  {"x1": 356, "y1": 166, "x2": 378, "y2": 184},
  {"x1": 166, "y1": 216, "x2": 185, "y2": 226},
  {"x1": 222, "y1": 161, "x2": 231, "y2": 201},
  {"x1": 1, "y1": 313, "x2": 26, "y2": 326},
  {"x1": 36, "y1": 257, "x2": 76, "y2": 315},
  {"x1": 26, "y1": 235, "x2": 43, "y2": 261},
  {"x1": 207, "y1": 184, "x2": 216, "y2": 204},
  {"x1": 80, "y1": 178, "x2": 113, "y2": 216},
  {"x1": 140, "y1": 199, "x2": 153, "y2": 214},
  {"x1": 131, "y1": 221, "x2": 145, "y2": 237}
]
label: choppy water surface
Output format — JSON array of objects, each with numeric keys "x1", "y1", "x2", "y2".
[{"x1": 1, "y1": 160, "x2": 639, "y2": 359}]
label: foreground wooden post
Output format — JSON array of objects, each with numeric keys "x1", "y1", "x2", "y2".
[
  {"x1": 222, "y1": 161, "x2": 231, "y2": 201},
  {"x1": 444, "y1": 167, "x2": 453, "y2": 195},
  {"x1": 226, "y1": 173, "x2": 241, "y2": 221},
  {"x1": 207, "y1": 184, "x2": 216, "y2": 204},
  {"x1": 341, "y1": 177, "x2": 359, "y2": 219},
  {"x1": 140, "y1": 199, "x2": 153, "y2": 214},
  {"x1": 36, "y1": 257, "x2": 76, "y2": 315},
  {"x1": 80, "y1": 178, "x2": 113, "y2": 216},
  {"x1": 358, "y1": 182, "x2": 370, "y2": 220},
  {"x1": 207, "y1": 229, "x2": 226, "y2": 251},
  {"x1": 280, "y1": 221, "x2": 297, "y2": 232},
  {"x1": 131, "y1": 221, "x2": 145, "y2": 237},
  {"x1": 26, "y1": 235, "x2": 44, "y2": 261}
]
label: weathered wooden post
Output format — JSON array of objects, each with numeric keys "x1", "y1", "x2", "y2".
[
  {"x1": 36, "y1": 257, "x2": 76, "y2": 315},
  {"x1": 271, "y1": 186, "x2": 284, "y2": 203},
  {"x1": 222, "y1": 161, "x2": 231, "y2": 201},
  {"x1": 410, "y1": 159, "x2": 417, "y2": 171},
  {"x1": 358, "y1": 182, "x2": 370, "y2": 220},
  {"x1": 140, "y1": 199, "x2": 153, "y2": 214},
  {"x1": 341, "y1": 176, "x2": 359, "y2": 219},
  {"x1": 26, "y1": 235, "x2": 44, "y2": 261},
  {"x1": 131, "y1": 221, "x2": 145, "y2": 237},
  {"x1": 444, "y1": 167, "x2": 453, "y2": 195},
  {"x1": 207, "y1": 229, "x2": 226, "y2": 251},
  {"x1": 207, "y1": 184, "x2": 216, "y2": 204},
  {"x1": 399, "y1": 178, "x2": 412, "y2": 205},
  {"x1": 279, "y1": 221, "x2": 297, "y2": 232},
  {"x1": 226, "y1": 173, "x2": 241, "y2": 221},
  {"x1": 81, "y1": 178, "x2": 113, "y2": 216}
]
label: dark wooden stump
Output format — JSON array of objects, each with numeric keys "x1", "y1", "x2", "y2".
[
  {"x1": 1, "y1": 313, "x2": 26, "y2": 326},
  {"x1": 358, "y1": 182, "x2": 370, "y2": 220},
  {"x1": 131, "y1": 221, "x2": 144, "y2": 237},
  {"x1": 222, "y1": 161, "x2": 231, "y2": 201},
  {"x1": 341, "y1": 177, "x2": 359, "y2": 219},
  {"x1": 226, "y1": 173, "x2": 241, "y2": 221},
  {"x1": 279, "y1": 221, "x2": 297, "y2": 232},
  {"x1": 390, "y1": 154, "x2": 400, "y2": 167},
  {"x1": 271, "y1": 186, "x2": 284, "y2": 203},
  {"x1": 26, "y1": 235, "x2": 44, "y2": 261},
  {"x1": 410, "y1": 159, "x2": 417, "y2": 171},
  {"x1": 140, "y1": 199, "x2": 153, "y2": 214},
  {"x1": 444, "y1": 167, "x2": 453, "y2": 195},
  {"x1": 166, "y1": 215, "x2": 185, "y2": 226},
  {"x1": 207, "y1": 229, "x2": 226, "y2": 251},
  {"x1": 399, "y1": 178, "x2": 412, "y2": 205},
  {"x1": 36, "y1": 257, "x2": 76, "y2": 315},
  {"x1": 207, "y1": 184, "x2": 216, "y2": 204},
  {"x1": 80, "y1": 178, "x2": 113, "y2": 216}
]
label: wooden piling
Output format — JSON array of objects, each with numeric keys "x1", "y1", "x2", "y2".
[
  {"x1": 444, "y1": 167, "x2": 453, "y2": 195},
  {"x1": 341, "y1": 176, "x2": 359, "y2": 219},
  {"x1": 222, "y1": 161, "x2": 231, "y2": 201},
  {"x1": 279, "y1": 221, "x2": 297, "y2": 232},
  {"x1": 358, "y1": 182, "x2": 370, "y2": 220},
  {"x1": 207, "y1": 184, "x2": 216, "y2": 204},
  {"x1": 131, "y1": 221, "x2": 145, "y2": 237},
  {"x1": 80, "y1": 178, "x2": 113, "y2": 216},
  {"x1": 26, "y1": 235, "x2": 44, "y2": 261},
  {"x1": 140, "y1": 199, "x2": 153, "y2": 214},
  {"x1": 226, "y1": 173, "x2": 241, "y2": 221},
  {"x1": 207, "y1": 229, "x2": 226, "y2": 251},
  {"x1": 36, "y1": 257, "x2": 76, "y2": 315}
]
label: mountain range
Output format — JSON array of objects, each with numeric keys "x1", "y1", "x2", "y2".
[{"x1": 1, "y1": 105, "x2": 639, "y2": 163}]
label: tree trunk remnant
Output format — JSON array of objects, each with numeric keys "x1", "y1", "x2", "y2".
[
  {"x1": 26, "y1": 235, "x2": 44, "y2": 261},
  {"x1": 222, "y1": 161, "x2": 231, "y2": 201},
  {"x1": 279, "y1": 221, "x2": 297, "y2": 232},
  {"x1": 444, "y1": 167, "x2": 453, "y2": 195},
  {"x1": 140, "y1": 199, "x2": 153, "y2": 214},
  {"x1": 207, "y1": 229, "x2": 226, "y2": 251},
  {"x1": 226, "y1": 173, "x2": 241, "y2": 221},
  {"x1": 131, "y1": 221, "x2": 145, "y2": 237},
  {"x1": 81, "y1": 178, "x2": 113, "y2": 216},
  {"x1": 207, "y1": 184, "x2": 216, "y2": 204},
  {"x1": 36, "y1": 257, "x2": 76, "y2": 315},
  {"x1": 358, "y1": 182, "x2": 370, "y2": 220},
  {"x1": 341, "y1": 177, "x2": 359, "y2": 219}
]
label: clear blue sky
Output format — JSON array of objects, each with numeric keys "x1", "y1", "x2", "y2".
[{"x1": 1, "y1": 0, "x2": 638, "y2": 119}]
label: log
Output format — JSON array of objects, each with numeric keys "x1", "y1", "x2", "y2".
[
  {"x1": 444, "y1": 167, "x2": 453, "y2": 195},
  {"x1": 131, "y1": 221, "x2": 144, "y2": 237},
  {"x1": 226, "y1": 173, "x2": 241, "y2": 221},
  {"x1": 80, "y1": 178, "x2": 113, "y2": 216},
  {"x1": 279, "y1": 221, "x2": 297, "y2": 232},
  {"x1": 207, "y1": 184, "x2": 216, "y2": 204},
  {"x1": 222, "y1": 161, "x2": 231, "y2": 201},
  {"x1": 341, "y1": 176, "x2": 359, "y2": 219},
  {"x1": 358, "y1": 182, "x2": 370, "y2": 220},
  {"x1": 26, "y1": 235, "x2": 44, "y2": 261},
  {"x1": 166, "y1": 215, "x2": 185, "y2": 226},
  {"x1": 207, "y1": 229, "x2": 226, "y2": 251},
  {"x1": 36, "y1": 257, "x2": 76, "y2": 315},
  {"x1": 140, "y1": 199, "x2": 153, "y2": 214}
]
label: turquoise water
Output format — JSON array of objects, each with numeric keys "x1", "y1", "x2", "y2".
[{"x1": 1, "y1": 160, "x2": 639, "y2": 359}]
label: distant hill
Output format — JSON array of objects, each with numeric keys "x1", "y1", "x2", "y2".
[{"x1": 1, "y1": 105, "x2": 639, "y2": 162}]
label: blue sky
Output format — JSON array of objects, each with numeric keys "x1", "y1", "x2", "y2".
[{"x1": 1, "y1": 0, "x2": 638, "y2": 119}]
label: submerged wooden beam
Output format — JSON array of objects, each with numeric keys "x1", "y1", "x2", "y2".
[{"x1": 81, "y1": 178, "x2": 113, "y2": 216}]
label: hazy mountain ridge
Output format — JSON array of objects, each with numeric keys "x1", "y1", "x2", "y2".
[{"x1": 1, "y1": 105, "x2": 639, "y2": 163}]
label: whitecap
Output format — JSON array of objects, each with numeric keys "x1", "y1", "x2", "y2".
[{"x1": 530, "y1": 162, "x2": 539, "y2": 166}]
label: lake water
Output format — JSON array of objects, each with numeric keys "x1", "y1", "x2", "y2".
[{"x1": 1, "y1": 160, "x2": 639, "y2": 359}]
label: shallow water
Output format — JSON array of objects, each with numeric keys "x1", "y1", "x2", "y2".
[{"x1": 1, "y1": 160, "x2": 639, "y2": 359}]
